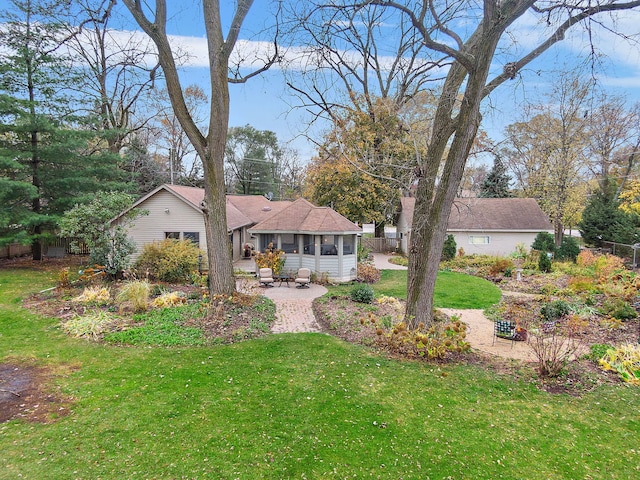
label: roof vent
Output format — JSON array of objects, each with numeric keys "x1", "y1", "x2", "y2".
[{"x1": 262, "y1": 206, "x2": 272, "y2": 211}]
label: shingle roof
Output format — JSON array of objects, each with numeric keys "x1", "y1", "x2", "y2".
[
  {"x1": 400, "y1": 197, "x2": 552, "y2": 231},
  {"x1": 250, "y1": 198, "x2": 362, "y2": 234},
  {"x1": 226, "y1": 195, "x2": 291, "y2": 224},
  {"x1": 164, "y1": 184, "x2": 205, "y2": 209}
]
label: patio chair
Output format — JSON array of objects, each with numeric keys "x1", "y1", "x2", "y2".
[
  {"x1": 258, "y1": 268, "x2": 274, "y2": 287},
  {"x1": 493, "y1": 320, "x2": 515, "y2": 348},
  {"x1": 294, "y1": 268, "x2": 311, "y2": 288}
]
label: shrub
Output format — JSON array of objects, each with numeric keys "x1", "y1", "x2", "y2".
[
  {"x1": 540, "y1": 299, "x2": 571, "y2": 322},
  {"x1": 254, "y1": 245, "x2": 286, "y2": 275},
  {"x1": 350, "y1": 284, "x2": 375, "y2": 303},
  {"x1": 59, "y1": 191, "x2": 146, "y2": 276},
  {"x1": 441, "y1": 234, "x2": 457, "y2": 261},
  {"x1": 151, "y1": 291, "x2": 187, "y2": 308},
  {"x1": 135, "y1": 239, "x2": 203, "y2": 283},
  {"x1": 527, "y1": 315, "x2": 587, "y2": 378},
  {"x1": 357, "y1": 262, "x2": 381, "y2": 283},
  {"x1": 375, "y1": 318, "x2": 470, "y2": 360},
  {"x1": 555, "y1": 236, "x2": 580, "y2": 262},
  {"x1": 599, "y1": 344, "x2": 640, "y2": 385},
  {"x1": 58, "y1": 267, "x2": 71, "y2": 288},
  {"x1": 594, "y1": 254, "x2": 626, "y2": 281},
  {"x1": 116, "y1": 280, "x2": 151, "y2": 312},
  {"x1": 576, "y1": 249, "x2": 598, "y2": 267},
  {"x1": 538, "y1": 251, "x2": 552, "y2": 273},
  {"x1": 357, "y1": 243, "x2": 371, "y2": 262},
  {"x1": 62, "y1": 311, "x2": 116, "y2": 340},
  {"x1": 599, "y1": 298, "x2": 638, "y2": 321},
  {"x1": 72, "y1": 286, "x2": 111, "y2": 305},
  {"x1": 532, "y1": 232, "x2": 555, "y2": 253},
  {"x1": 489, "y1": 257, "x2": 514, "y2": 276}
]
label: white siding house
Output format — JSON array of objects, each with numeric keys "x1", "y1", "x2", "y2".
[
  {"x1": 397, "y1": 197, "x2": 554, "y2": 256},
  {"x1": 112, "y1": 185, "x2": 362, "y2": 282},
  {"x1": 118, "y1": 186, "x2": 208, "y2": 262}
]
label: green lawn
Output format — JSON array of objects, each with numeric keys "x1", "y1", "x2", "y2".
[
  {"x1": 1, "y1": 267, "x2": 639, "y2": 479},
  {"x1": 327, "y1": 269, "x2": 502, "y2": 309}
]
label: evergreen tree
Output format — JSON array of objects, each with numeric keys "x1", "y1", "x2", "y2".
[
  {"x1": 579, "y1": 185, "x2": 639, "y2": 247},
  {"x1": 479, "y1": 155, "x2": 512, "y2": 198},
  {"x1": 0, "y1": 0, "x2": 128, "y2": 258},
  {"x1": 441, "y1": 234, "x2": 457, "y2": 261},
  {"x1": 225, "y1": 126, "x2": 282, "y2": 197}
]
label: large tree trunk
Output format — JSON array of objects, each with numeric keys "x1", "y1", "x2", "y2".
[
  {"x1": 405, "y1": 25, "x2": 500, "y2": 328},
  {"x1": 123, "y1": 0, "x2": 242, "y2": 297}
]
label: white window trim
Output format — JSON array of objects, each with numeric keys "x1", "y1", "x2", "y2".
[{"x1": 468, "y1": 235, "x2": 490, "y2": 245}]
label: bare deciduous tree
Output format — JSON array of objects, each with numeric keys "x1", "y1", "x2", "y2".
[
  {"x1": 296, "y1": 0, "x2": 640, "y2": 327},
  {"x1": 122, "y1": 0, "x2": 279, "y2": 296},
  {"x1": 65, "y1": 0, "x2": 161, "y2": 153}
]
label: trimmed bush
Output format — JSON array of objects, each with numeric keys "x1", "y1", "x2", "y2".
[
  {"x1": 556, "y1": 236, "x2": 580, "y2": 262},
  {"x1": 538, "y1": 251, "x2": 552, "y2": 273},
  {"x1": 350, "y1": 283, "x2": 375, "y2": 303},
  {"x1": 441, "y1": 234, "x2": 457, "y2": 261},
  {"x1": 135, "y1": 239, "x2": 203, "y2": 283}
]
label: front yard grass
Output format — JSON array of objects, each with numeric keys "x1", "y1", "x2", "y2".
[{"x1": 1, "y1": 266, "x2": 639, "y2": 478}]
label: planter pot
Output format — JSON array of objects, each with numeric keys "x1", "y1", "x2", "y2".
[{"x1": 513, "y1": 328, "x2": 527, "y2": 342}]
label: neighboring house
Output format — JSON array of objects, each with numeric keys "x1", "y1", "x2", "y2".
[
  {"x1": 249, "y1": 198, "x2": 361, "y2": 282},
  {"x1": 112, "y1": 184, "x2": 361, "y2": 282},
  {"x1": 397, "y1": 197, "x2": 553, "y2": 256}
]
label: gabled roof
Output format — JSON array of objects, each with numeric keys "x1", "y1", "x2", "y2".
[
  {"x1": 109, "y1": 184, "x2": 203, "y2": 224},
  {"x1": 400, "y1": 197, "x2": 552, "y2": 231},
  {"x1": 226, "y1": 194, "x2": 291, "y2": 224},
  {"x1": 249, "y1": 198, "x2": 362, "y2": 234}
]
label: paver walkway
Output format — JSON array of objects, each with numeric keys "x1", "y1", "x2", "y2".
[
  {"x1": 237, "y1": 254, "x2": 539, "y2": 362},
  {"x1": 260, "y1": 282, "x2": 327, "y2": 333}
]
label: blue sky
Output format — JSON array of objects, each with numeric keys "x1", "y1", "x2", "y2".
[{"x1": 111, "y1": 1, "x2": 640, "y2": 162}]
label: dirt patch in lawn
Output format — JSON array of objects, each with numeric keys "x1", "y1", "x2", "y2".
[{"x1": 0, "y1": 362, "x2": 74, "y2": 424}]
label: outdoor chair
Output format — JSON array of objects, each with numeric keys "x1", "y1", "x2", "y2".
[
  {"x1": 258, "y1": 268, "x2": 274, "y2": 287},
  {"x1": 493, "y1": 320, "x2": 515, "y2": 348},
  {"x1": 294, "y1": 268, "x2": 311, "y2": 288}
]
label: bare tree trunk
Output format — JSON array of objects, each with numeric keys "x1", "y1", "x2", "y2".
[{"x1": 405, "y1": 29, "x2": 497, "y2": 328}]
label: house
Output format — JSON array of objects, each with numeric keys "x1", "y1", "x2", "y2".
[
  {"x1": 397, "y1": 197, "x2": 553, "y2": 256},
  {"x1": 249, "y1": 198, "x2": 362, "y2": 282},
  {"x1": 112, "y1": 184, "x2": 291, "y2": 263},
  {"x1": 113, "y1": 184, "x2": 361, "y2": 282}
]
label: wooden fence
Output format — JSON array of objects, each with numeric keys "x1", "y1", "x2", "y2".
[
  {"x1": 361, "y1": 237, "x2": 397, "y2": 253},
  {"x1": 0, "y1": 243, "x2": 32, "y2": 259},
  {"x1": 0, "y1": 238, "x2": 90, "y2": 259}
]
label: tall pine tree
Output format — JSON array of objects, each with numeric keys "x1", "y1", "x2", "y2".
[
  {"x1": 0, "y1": 0, "x2": 128, "y2": 258},
  {"x1": 479, "y1": 155, "x2": 512, "y2": 198}
]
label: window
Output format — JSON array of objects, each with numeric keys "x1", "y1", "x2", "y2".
[
  {"x1": 343, "y1": 235, "x2": 355, "y2": 255},
  {"x1": 469, "y1": 235, "x2": 490, "y2": 245},
  {"x1": 281, "y1": 233, "x2": 298, "y2": 253},
  {"x1": 165, "y1": 232, "x2": 180, "y2": 240},
  {"x1": 321, "y1": 235, "x2": 337, "y2": 255},
  {"x1": 261, "y1": 234, "x2": 275, "y2": 252},
  {"x1": 184, "y1": 232, "x2": 200, "y2": 246},
  {"x1": 303, "y1": 234, "x2": 315, "y2": 255}
]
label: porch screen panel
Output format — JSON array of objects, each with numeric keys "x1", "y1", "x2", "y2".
[
  {"x1": 281, "y1": 234, "x2": 298, "y2": 253},
  {"x1": 303, "y1": 235, "x2": 315, "y2": 255},
  {"x1": 343, "y1": 235, "x2": 355, "y2": 255},
  {"x1": 261, "y1": 234, "x2": 276, "y2": 251},
  {"x1": 321, "y1": 235, "x2": 337, "y2": 255}
]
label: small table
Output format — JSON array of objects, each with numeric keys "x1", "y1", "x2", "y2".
[{"x1": 276, "y1": 273, "x2": 293, "y2": 287}]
